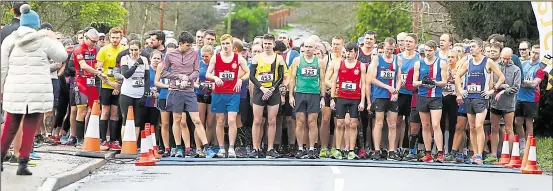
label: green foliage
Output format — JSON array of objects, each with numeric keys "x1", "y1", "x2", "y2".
[
  {"x1": 536, "y1": 137, "x2": 553, "y2": 173},
  {"x1": 354, "y1": 2, "x2": 412, "y2": 42},
  {"x1": 225, "y1": 6, "x2": 268, "y2": 41},
  {"x1": 70, "y1": 2, "x2": 127, "y2": 28}
]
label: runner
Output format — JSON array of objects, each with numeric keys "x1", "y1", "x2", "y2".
[
  {"x1": 515, "y1": 44, "x2": 545, "y2": 154},
  {"x1": 193, "y1": 45, "x2": 216, "y2": 157},
  {"x1": 403, "y1": 66, "x2": 422, "y2": 161},
  {"x1": 204, "y1": 29, "x2": 217, "y2": 47},
  {"x1": 321, "y1": 36, "x2": 345, "y2": 158},
  {"x1": 278, "y1": 32, "x2": 300, "y2": 156},
  {"x1": 518, "y1": 41, "x2": 531, "y2": 62},
  {"x1": 413, "y1": 40, "x2": 448, "y2": 163},
  {"x1": 205, "y1": 34, "x2": 250, "y2": 158},
  {"x1": 396, "y1": 33, "x2": 420, "y2": 159},
  {"x1": 233, "y1": 39, "x2": 252, "y2": 157},
  {"x1": 455, "y1": 38, "x2": 505, "y2": 164},
  {"x1": 357, "y1": 31, "x2": 377, "y2": 158},
  {"x1": 96, "y1": 27, "x2": 126, "y2": 150},
  {"x1": 144, "y1": 50, "x2": 162, "y2": 151},
  {"x1": 487, "y1": 47, "x2": 520, "y2": 164},
  {"x1": 161, "y1": 31, "x2": 210, "y2": 158},
  {"x1": 288, "y1": 39, "x2": 326, "y2": 159},
  {"x1": 72, "y1": 29, "x2": 106, "y2": 147},
  {"x1": 396, "y1": 32, "x2": 407, "y2": 54},
  {"x1": 154, "y1": 43, "x2": 176, "y2": 157},
  {"x1": 249, "y1": 34, "x2": 287, "y2": 158},
  {"x1": 194, "y1": 29, "x2": 206, "y2": 52},
  {"x1": 369, "y1": 37, "x2": 403, "y2": 160}
]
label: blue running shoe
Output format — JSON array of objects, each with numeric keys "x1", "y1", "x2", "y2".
[
  {"x1": 206, "y1": 147, "x2": 217, "y2": 158},
  {"x1": 59, "y1": 134, "x2": 69, "y2": 145},
  {"x1": 30, "y1": 152, "x2": 41, "y2": 160},
  {"x1": 175, "y1": 148, "x2": 184, "y2": 157}
]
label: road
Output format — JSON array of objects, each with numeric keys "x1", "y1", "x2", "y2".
[
  {"x1": 274, "y1": 23, "x2": 312, "y2": 47},
  {"x1": 61, "y1": 162, "x2": 552, "y2": 191}
]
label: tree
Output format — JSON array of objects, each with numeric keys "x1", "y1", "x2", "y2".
[
  {"x1": 354, "y1": 2, "x2": 412, "y2": 42},
  {"x1": 224, "y1": 6, "x2": 268, "y2": 41},
  {"x1": 295, "y1": 2, "x2": 358, "y2": 41}
]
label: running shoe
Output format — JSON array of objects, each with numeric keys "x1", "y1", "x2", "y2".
[
  {"x1": 228, "y1": 149, "x2": 237, "y2": 158},
  {"x1": 197, "y1": 149, "x2": 207, "y2": 158},
  {"x1": 347, "y1": 151, "x2": 359, "y2": 160},
  {"x1": 185, "y1": 148, "x2": 196, "y2": 158},
  {"x1": 483, "y1": 155, "x2": 498, "y2": 164},
  {"x1": 319, "y1": 147, "x2": 329, "y2": 158},
  {"x1": 33, "y1": 142, "x2": 41, "y2": 148},
  {"x1": 65, "y1": 136, "x2": 77, "y2": 146},
  {"x1": 59, "y1": 134, "x2": 69, "y2": 145},
  {"x1": 455, "y1": 152, "x2": 465, "y2": 163},
  {"x1": 100, "y1": 141, "x2": 110, "y2": 151},
  {"x1": 307, "y1": 150, "x2": 317, "y2": 159},
  {"x1": 34, "y1": 134, "x2": 44, "y2": 145},
  {"x1": 445, "y1": 152, "x2": 456, "y2": 163},
  {"x1": 435, "y1": 153, "x2": 445, "y2": 163},
  {"x1": 30, "y1": 152, "x2": 41, "y2": 160},
  {"x1": 206, "y1": 147, "x2": 217, "y2": 158},
  {"x1": 170, "y1": 148, "x2": 178, "y2": 157},
  {"x1": 387, "y1": 151, "x2": 401, "y2": 161},
  {"x1": 75, "y1": 139, "x2": 84, "y2": 149},
  {"x1": 235, "y1": 147, "x2": 248, "y2": 158},
  {"x1": 163, "y1": 148, "x2": 171, "y2": 157},
  {"x1": 417, "y1": 150, "x2": 425, "y2": 160},
  {"x1": 266, "y1": 149, "x2": 280, "y2": 159},
  {"x1": 110, "y1": 141, "x2": 122, "y2": 150},
  {"x1": 358, "y1": 148, "x2": 367, "y2": 159},
  {"x1": 404, "y1": 153, "x2": 418, "y2": 162},
  {"x1": 158, "y1": 146, "x2": 165, "y2": 155},
  {"x1": 175, "y1": 148, "x2": 184, "y2": 157},
  {"x1": 421, "y1": 153, "x2": 433, "y2": 162},
  {"x1": 295, "y1": 150, "x2": 306, "y2": 159},
  {"x1": 341, "y1": 150, "x2": 349, "y2": 160},
  {"x1": 215, "y1": 149, "x2": 226, "y2": 158},
  {"x1": 370, "y1": 150, "x2": 382, "y2": 160},
  {"x1": 249, "y1": 149, "x2": 259, "y2": 158},
  {"x1": 7, "y1": 155, "x2": 18, "y2": 166},
  {"x1": 474, "y1": 154, "x2": 483, "y2": 165},
  {"x1": 331, "y1": 149, "x2": 343, "y2": 160}
]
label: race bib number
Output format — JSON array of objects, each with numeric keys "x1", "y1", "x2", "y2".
[
  {"x1": 86, "y1": 77, "x2": 95, "y2": 86},
  {"x1": 301, "y1": 66, "x2": 317, "y2": 77},
  {"x1": 132, "y1": 77, "x2": 145, "y2": 87},
  {"x1": 467, "y1": 83, "x2": 481, "y2": 93},
  {"x1": 219, "y1": 71, "x2": 235, "y2": 81},
  {"x1": 380, "y1": 70, "x2": 395, "y2": 80},
  {"x1": 107, "y1": 67, "x2": 115, "y2": 77},
  {"x1": 257, "y1": 72, "x2": 274, "y2": 83},
  {"x1": 201, "y1": 81, "x2": 214, "y2": 90},
  {"x1": 444, "y1": 83, "x2": 455, "y2": 92},
  {"x1": 401, "y1": 73, "x2": 407, "y2": 81},
  {"x1": 524, "y1": 76, "x2": 533, "y2": 82},
  {"x1": 341, "y1": 81, "x2": 357, "y2": 91}
]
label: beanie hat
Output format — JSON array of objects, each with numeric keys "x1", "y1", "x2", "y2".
[
  {"x1": 40, "y1": 22, "x2": 53, "y2": 31},
  {"x1": 20, "y1": 4, "x2": 40, "y2": 29}
]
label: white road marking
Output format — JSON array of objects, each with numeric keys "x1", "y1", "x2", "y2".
[
  {"x1": 330, "y1": 166, "x2": 341, "y2": 174},
  {"x1": 334, "y1": 178, "x2": 344, "y2": 191}
]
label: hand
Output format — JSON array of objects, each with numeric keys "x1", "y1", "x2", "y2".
[
  {"x1": 456, "y1": 95, "x2": 464, "y2": 105},
  {"x1": 214, "y1": 77, "x2": 223, "y2": 86},
  {"x1": 261, "y1": 87, "x2": 273, "y2": 100},
  {"x1": 459, "y1": 90, "x2": 468, "y2": 99},
  {"x1": 386, "y1": 85, "x2": 398, "y2": 94},
  {"x1": 494, "y1": 90, "x2": 505, "y2": 101},
  {"x1": 508, "y1": 87, "x2": 517, "y2": 94},
  {"x1": 401, "y1": 80, "x2": 406, "y2": 88},
  {"x1": 112, "y1": 89, "x2": 120, "y2": 95},
  {"x1": 366, "y1": 102, "x2": 372, "y2": 114},
  {"x1": 320, "y1": 98, "x2": 325, "y2": 109},
  {"x1": 179, "y1": 74, "x2": 189, "y2": 81},
  {"x1": 358, "y1": 102, "x2": 365, "y2": 111},
  {"x1": 137, "y1": 58, "x2": 144, "y2": 65},
  {"x1": 330, "y1": 99, "x2": 336, "y2": 110},
  {"x1": 481, "y1": 89, "x2": 495, "y2": 98},
  {"x1": 233, "y1": 79, "x2": 243, "y2": 93},
  {"x1": 499, "y1": 84, "x2": 510, "y2": 89},
  {"x1": 390, "y1": 94, "x2": 398, "y2": 102},
  {"x1": 289, "y1": 96, "x2": 296, "y2": 108}
]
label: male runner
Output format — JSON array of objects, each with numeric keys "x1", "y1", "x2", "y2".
[
  {"x1": 278, "y1": 32, "x2": 300, "y2": 155},
  {"x1": 96, "y1": 27, "x2": 126, "y2": 150},
  {"x1": 518, "y1": 41, "x2": 531, "y2": 62},
  {"x1": 413, "y1": 40, "x2": 449, "y2": 163},
  {"x1": 194, "y1": 29, "x2": 206, "y2": 52},
  {"x1": 206, "y1": 34, "x2": 250, "y2": 158},
  {"x1": 356, "y1": 31, "x2": 377, "y2": 158},
  {"x1": 369, "y1": 37, "x2": 403, "y2": 160},
  {"x1": 455, "y1": 38, "x2": 505, "y2": 164},
  {"x1": 321, "y1": 36, "x2": 344, "y2": 158},
  {"x1": 396, "y1": 32, "x2": 407, "y2": 54},
  {"x1": 161, "y1": 31, "x2": 210, "y2": 157},
  {"x1": 204, "y1": 29, "x2": 217, "y2": 47},
  {"x1": 73, "y1": 29, "x2": 107, "y2": 147},
  {"x1": 515, "y1": 44, "x2": 545, "y2": 153},
  {"x1": 288, "y1": 40, "x2": 326, "y2": 159},
  {"x1": 330, "y1": 43, "x2": 366, "y2": 160},
  {"x1": 487, "y1": 47, "x2": 520, "y2": 164},
  {"x1": 396, "y1": 33, "x2": 420, "y2": 157},
  {"x1": 249, "y1": 34, "x2": 287, "y2": 158}
]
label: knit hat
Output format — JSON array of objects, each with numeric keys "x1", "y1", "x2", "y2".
[
  {"x1": 20, "y1": 4, "x2": 40, "y2": 29},
  {"x1": 40, "y1": 22, "x2": 53, "y2": 31}
]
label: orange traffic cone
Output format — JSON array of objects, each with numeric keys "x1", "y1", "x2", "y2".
[
  {"x1": 505, "y1": 135, "x2": 522, "y2": 168},
  {"x1": 116, "y1": 106, "x2": 138, "y2": 159},
  {"x1": 520, "y1": 134, "x2": 534, "y2": 169},
  {"x1": 75, "y1": 101, "x2": 105, "y2": 158},
  {"x1": 135, "y1": 130, "x2": 156, "y2": 166},
  {"x1": 521, "y1": 138, "x2": 542, "y2": 174},
  {"x1": 144, "y1": 125, "x2": 156, "y2": 162},
  {"x1": 495, "y1": 134, "x2": 511, "y2": 165},
  {"x1": 149, "y1": 124, "x2": 161, "y2": 160}
]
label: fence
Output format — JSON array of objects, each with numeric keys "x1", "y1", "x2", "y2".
[{"x1": 268, "y1": 7, "x2": 296, "y2": 30}]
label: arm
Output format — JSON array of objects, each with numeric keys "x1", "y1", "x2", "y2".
[
  {"x1": 455, "y1": 61, "x2": 469, "y2": 96},
  {"x1": 487, "y1": 59, "x2": 504, "y2": 89},
  {"x1": 288, "y1": 58, "x2": 299, "y2": 96},
  {"x1": 160, "y1": 55, "x2": 180, "y2": 80},
  {"x1": 96, "y1": 48, "x2": 105, "y2": 70},
  {"x1": 395, "y1": 57, "x2": 403, "y2": 91},
  {"x1": 205, "y1": 55, "x2": 217, "y2": 81},
  {"x1": 319, "y1": 58, "x2": 327, "y2": 97},
  {"x1": 325, "y1": 60, "x2": 337, "y2": 88},
  {"x1": 238, "y1": 56, "x2": 250, "y2": 81},
  {"x1": 365, "y1": 66, "x2": 372, "y2": 104},
  {"x1": 505, "y1": 68, "x2": 521, "y2": 95},
  {"x1": 412, "y1": 61, "x2": 422, "y2": 87},
  {"x1": 143, "y1": 62, "x2": 150, "y2": 95},
  {"x1": 50, "y1": 62, "x2": 63, "y2": 73},
  {"x1": 360, "y1": 65, "x2": 367, "y2": 105},
  {"x1": 57, "y1": 63, "x2": 66, "y2": 77},
  {"x1": 189, "y1": 54, "x2": 200, "y2": 81},
  {"x1": 75, "y1": 52, "x2": 101, "y2": 75},
  {"x1": 271, "y1": 57, "x2": 286, "y2": 88},
  {"x1": 330, "y1": 63, "x2": 339, "y2": 98},
  {"x1": 435, "y1": 60, "x2": 449, "y2": 87},
  {"x1": 121, "y1": 56, "x2": 139, "y2": 79},
  {"x1": 249, "y1": 55, "x2": 263, "y2": 88},
  {"x1": 44, "y1": 38, "x2": 69, "y2": 63},
  {"x1": 528, "y1": 68, "x2": 545, "y2": 88},
  {"x1": 154, "y1": 63, "x2": 169, "y2": 89},
  {"x1": 1, "y1": 35, "x2": 15, "y2": 94}
]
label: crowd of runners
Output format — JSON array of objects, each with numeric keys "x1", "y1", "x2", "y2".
[{"x1": 0, "y1": 3, "x2": 547, "y2": 176}]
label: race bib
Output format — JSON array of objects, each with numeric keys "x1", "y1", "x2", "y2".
[
  {"x1": 162, "y1": 78, "x2": 169, "y2": 85},
  {"x1": 219, "y1": 71, "x2": 235, "y2": 81},
  {"x1": 444, "y1": 83, "x2": 455, "y2": 92},
  {"x1": 401, "y1": 73, "x2": 407, "y2": 82},
  {"x1": 341, "y1": 81, "x2": 357, "y2": 91},
  {"x1": 257, "y1": 72, "x2": 274, "y2": 83},
  {"x1": 86, "y1": 77, "x2": 95, "y2": 86},
  {"x1": 380, "y1": 69, "x2": 395, "y2": 80},
  {"x1": 301, "y1": 66, "x2": 317, "y2": 77},
  {"x1": 201, "y1": 81, "x2": 214, "y2": 90},
  {"x1": 467, "y1": 83, "x2": 481, "y2": 93},
  {"x1": 175, "y1": 79, "x2": 185, "y2": 87},
  {"x1": 524, "y1": 76, "x2": 533, "y2": 82},
  {"x1": 132, "y1": 77, "x2": 145, "y2": 87},
  {"x1": 107, "y1": 67, "x2": 115, "y2": 77}
]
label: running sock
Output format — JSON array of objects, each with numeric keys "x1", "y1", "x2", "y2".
[
  {"x1": 229, "y1": 145, "x2": 234, "y2": 150},
  {"x1": 76, "y1": 120, "x2": 85, "y2": 139},
  {"x1": 176, "y1": 145, "x2": 183, "y2": 150},
  {"x1": 219, "y1": 146, "x2": 225, "y2": 150},
  {"x1": 99, "y1": 120, "x2": 108, "y2": 141},
  {"x1": 109, "y1": 120, "x2": 120, "y2": 142}
]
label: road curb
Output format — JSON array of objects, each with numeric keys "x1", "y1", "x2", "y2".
[{"x1": 38, "y1": 151, "x2": 116, "y2": 191}]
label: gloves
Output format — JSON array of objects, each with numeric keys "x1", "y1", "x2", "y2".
[
  {"x1": 508, "y1": 88, "x2": 517, "y2": 94},
  {"x1": 137, "y1": 58, "x2": 144, "y2": 65},
  {"x1": 422, "y1": 76, "x2": 435, "y2": 86}
]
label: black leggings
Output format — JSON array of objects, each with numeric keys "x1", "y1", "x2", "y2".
[
  {"x1": 119, "y1": 94, "x2": 146, "y2": 129},
  {"x1": 440, "y1": 95, "x2": 458, "y2": 152},
  {"x1": 55, "y1": 78, "x2": 71, "y2": 132}
]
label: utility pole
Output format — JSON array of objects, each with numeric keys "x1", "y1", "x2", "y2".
[
  {"x1": 267, "y1": 3, "x2": 270, "y2": 33},
  {"x1": 160, "y1": 1, "x2": 164, "y2": 30},
  {"x1": 227, "y1": 4, "x2": 232, "y2": 34}
]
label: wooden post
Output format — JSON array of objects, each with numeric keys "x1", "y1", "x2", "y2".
[{"x1": 160, "y1": 1, "x2": 164, "y2": 30}]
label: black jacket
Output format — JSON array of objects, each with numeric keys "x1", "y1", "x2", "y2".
[{"x1": 0, "y1": 18, "x2": 20, "y2": 43}]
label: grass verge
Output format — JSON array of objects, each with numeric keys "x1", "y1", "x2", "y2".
[{"x1": 536, "y1": 136, "x2": 553, "y2": 174}]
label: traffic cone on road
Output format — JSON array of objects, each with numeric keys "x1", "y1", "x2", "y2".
[
  {"x1": 117, "y1": 106, "x2": 138, "y2": 159},
  {"x1": 149, "y1": 124, "x2": 161, "y2": 160},
  {"x1": 144, "y1": 125, "x2": 156, "y2": 162},
  {"x1": 520, "y1": 134, "x2": 534, "y2": 169},
  {"x1": 135, "y1": 130, "x2": 156, "y2": 166},
  {"x1": 495, "y1": 134, "x2": 511, "y2": 165},
  {"x1": 75, "y1": 101, "x2": 105, "y2": 158},
  {"x1": 521, "y1": 138, "x2": 542, "y2": 174},
  {"x1": 505, "y1": 135, "x2": 522, "y2": 168}
]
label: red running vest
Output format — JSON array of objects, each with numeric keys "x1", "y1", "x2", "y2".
[
  {"x1": 213, "y1": 53, "x2": 240, "y2": 94},
  {"x1": 337, "y1": 61, "x2": 362, "y2": 100}
]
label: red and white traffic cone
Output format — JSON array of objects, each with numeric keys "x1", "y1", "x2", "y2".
[
  {"x1": 505, "y1": 135, "x2": 522, "y2": 168},
  {"x1": 521, "y1": 138, "x2": 542, "y2": 174},
  {"x1": 495, "y1": 134, "x2": 511, "y2": 165}
]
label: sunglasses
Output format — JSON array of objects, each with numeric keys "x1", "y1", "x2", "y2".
[
  {"x1": 87, "y1": 37, "x2": 97, "y2": 43},
  {"x1": 519, "y1": 48, "x2": 528, "y2": 51},
  {"x1": 130, "y1": 49, "x2": 139, "y2": 51}
]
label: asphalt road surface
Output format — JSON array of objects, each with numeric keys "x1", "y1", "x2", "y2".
[{"x1": 61, "y1": 162, "x2": 552, "y2": 191}]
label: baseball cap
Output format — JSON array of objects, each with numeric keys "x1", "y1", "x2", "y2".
[{"x1": 85, "y1": 29, "x2": 100, "y2": 41}]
